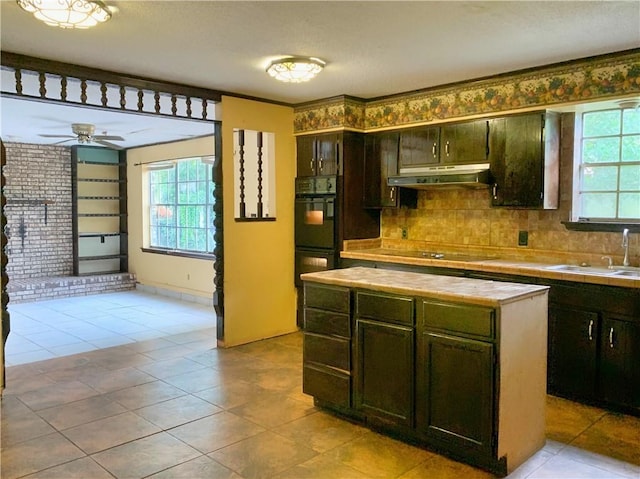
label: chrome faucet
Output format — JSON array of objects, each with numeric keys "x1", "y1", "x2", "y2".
[{"x1": 622, "y1": 228, "x2": 630, "y2": 266}]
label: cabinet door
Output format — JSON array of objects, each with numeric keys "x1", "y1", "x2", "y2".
[
  {"x1": 380, "y1": 132, "x2": 401, "y2": 207},
  {"x1": 316, "y1": 133, "x2": 339, "y2": 176},
  {"x1": 363, "y1": 134, "x2": 382, "y2": 208},
  {"x1": 599, "y1": 316, "x2": 640, "y2": 409},
  {"x1": 296, "y1": 135, "x2": 316, "y2": 177},
  {"x1": 355, "y1": 319, "x2": 414, "y2": 428},
  {"x1": 489, "y1": 113, "x2": 544, "y2": 207},
  {"x1": 440, "y1": 120, "x2": 488, "y2": 165},
  {"x1": 416, "y1": 332, "x2": 494, "y2": 455},
  {"x1": 548, "y1": 305, "x2": 598, "y2": 400},
  {"x1": 399, "y1": 127, "x2": 439, "y2": 168}
]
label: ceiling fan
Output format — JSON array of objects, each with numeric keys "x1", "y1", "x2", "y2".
[{"x1": 39, "y1": 123, "x2": 125, "y2": 149}]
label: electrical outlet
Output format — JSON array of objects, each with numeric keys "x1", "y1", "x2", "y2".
[
  {"x1": 401, "y1": 227, "x2": 408, "y2": 239},
  {"x1": 518, "y1": 230, "x2": 528, "y2": 246}
]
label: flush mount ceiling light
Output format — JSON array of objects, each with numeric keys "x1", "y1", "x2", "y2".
[
  {"x1": 266, "y1": 57, "x2": 326, "y2": 83},
  {"x1": 17, "y1": 0, "x2": 112, "y2": 29}
]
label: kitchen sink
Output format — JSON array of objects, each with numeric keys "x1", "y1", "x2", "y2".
[
  {"x1": 545, "y1": 264, "x2": 615, "y2": 275},
  {"x1": 546, "y1": 264, "x2": 640, "y2": 278},
  {"x1": 611, "y1": 270, "x2": 640, "y2": 277}
]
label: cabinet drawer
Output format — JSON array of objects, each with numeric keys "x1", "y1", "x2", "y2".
[
  {"x1": 304, "y1": 308, "x2": 351, "y2": 338},
  {"x1": 422, "y1": 300, "x2": 495, "y2": 339},
  {"x1": 305, "y1": 284, "x2": 350, "y2": 313},
  {"x1": 304, "y1": 333, "x2": 351, "y2": 371},
  {"x1": 303, "y1": 364, "x2": 351, "y2": 408},
  {"x1": 356, "y1": 291, "x2": 414, "y2": 325}
]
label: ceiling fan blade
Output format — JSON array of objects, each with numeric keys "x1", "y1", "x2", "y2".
[
  {"x1": 53, "y1": 138, "x2": 75, "y2": 145},
  {"x1": 39, "y1": 134, "x2": 76, "y2": 138},
  {"x1": 95, "y1": 139, "x2": 123, "y2": 150},
  {"x1": 93, "y1": 135, "x2": 125, "y2": 141}
]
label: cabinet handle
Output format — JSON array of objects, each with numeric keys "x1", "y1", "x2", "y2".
[
  {"x1": 445, "y1": 141, "x2": 450, "y2": 156},
  {"x1": 319, "y1": 157, "x2": 323, "y2": 173},
  {"x1": 588, "y1": 319, "x2": 594, "y2": 341},
  {"x1": 390, "y1": 187, "x2": 395, "y2": 202},
  {"x1": 492, "y1": 183, "x2": 498, "y2": 200},
  {"x1": 310, "y1": 158, "x2": 314, "y2": 171},
  {"x1": 432, "y1": 143, "x2": 437, "y2": 158},
  {"x1": 609, "y1": 327, "x2": 614, "y2": 348}
]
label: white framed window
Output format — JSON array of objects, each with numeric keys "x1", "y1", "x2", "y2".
[
  {"x1": 574, "y1": 106, "x2": 640, "y2": 222},
  {"x1": 148, "y1": 156, "x2": 215, "y2": 254}
]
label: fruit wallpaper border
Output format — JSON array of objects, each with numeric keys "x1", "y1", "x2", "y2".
[{"x1": 293, "y1": 50, "x2": 640, "y2": 134}]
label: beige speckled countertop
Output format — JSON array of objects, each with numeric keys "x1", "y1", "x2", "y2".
[
  {"x1": 341, "y1": 248, "x2": 640, "y2": 289},
  {"x1": 301, "y1": 267, "x2": 549, "y2": 307}
]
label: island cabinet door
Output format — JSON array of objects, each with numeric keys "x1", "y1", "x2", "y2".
[
  {"x1": 416, "y1": 331, "x2": 495, "y2": 457},
  {"x1": 354, "y1": 318, "x2": 415, "y2": 429}
]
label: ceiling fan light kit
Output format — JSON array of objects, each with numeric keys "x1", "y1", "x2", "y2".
[
  {"x1": 266, "y1": 56, "x2": 326, "y2": 83},
  {"x1": 17, "y1": 0, "x2": 112, "y2": 29}
]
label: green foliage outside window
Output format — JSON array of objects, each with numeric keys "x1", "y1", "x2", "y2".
[
  {"x1": 149, "y1": 157, "x2": 215, "y2": 253},
  {"x1": 579, "y1": 108, "x2": 640, "y2": 221}
]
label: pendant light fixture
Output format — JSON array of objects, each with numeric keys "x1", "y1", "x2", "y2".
[
  {"x1": 266, "y1": 57, "x2": 326, "y2": 83},
  {"x1": 17, "y1": 0, "x2": 112, "y2": 29}
]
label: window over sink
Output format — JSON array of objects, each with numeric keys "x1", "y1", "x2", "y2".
[{"x1": 573, "y1": 103, "x2": 640, "y2": 222}]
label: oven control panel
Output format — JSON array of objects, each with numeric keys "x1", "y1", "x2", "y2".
[{"x1": 296, "y1": 176, "x2": 337, "y2": 196}]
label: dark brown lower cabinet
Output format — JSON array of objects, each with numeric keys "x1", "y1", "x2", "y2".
[
  {"x1": 600, "y1": 315, "x2": 640, "y2": 409},
  {"x1": 302, "y1": 277, "x2": 548, "y2": 477},
  {"x1": 416, "y1": 332, "x2": 494, "y2": 456},
  {"x1": 549, "y1": 305, "x2": 640, "y2": 412},
  {"x1": 355, "y1": 318, "x2": 414, "y2": 428},
  {"x1": 302, "y1": 283, "x2": 352, "y2": 410},
  {"x1": 548, "y1": 305, "x2": 598, "y2": 401}
]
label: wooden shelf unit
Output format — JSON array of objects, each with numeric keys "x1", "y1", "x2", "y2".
[{"x1": 72, "y1": 146, "x2": 128, "y2": 275}]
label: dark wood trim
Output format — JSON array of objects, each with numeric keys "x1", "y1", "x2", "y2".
[
  {"x1": 212, "y1": 132, "x2": 224, "y2": 341},
  {"x1": 141, "y1": 247, "x2": 214, "y2": 261},
  {"x1": 1, "y1": 51, "x2": 223, "y2": 102},
  {"x1": 562, "y1": 221, "x2": 640, "y2": 233},
  {"x1": 1, "y1": 140, "x2": 9, "y2": 391}
]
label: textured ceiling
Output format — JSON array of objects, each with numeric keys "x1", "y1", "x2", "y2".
[{"x1": 1, "y1": 1, "x2": 639, "y2": 147}]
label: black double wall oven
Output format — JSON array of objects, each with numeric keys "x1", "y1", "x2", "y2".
[{"x1": 294, "y1": 176, "x2": 338, "y2": 288}]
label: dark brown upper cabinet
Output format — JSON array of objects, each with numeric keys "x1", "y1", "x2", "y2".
[
  {"x1": 296, "y1": 133, "x2": 339, "y2": 177},
  {"x1": 488, "y1": 111, "x2": 560, "y2": 209},
  {"x1": 364, "y1": 131, "x2": 417, "y2": 209},
  {"x1": 398, "y1": 119, "x2": 488, "y2": 169},
  {"x1": 399, "y1": 126, "x2": 439, "y2": 167},
  {"x1": 440, "y1": 120, "x2": 489, "y2": 165}
]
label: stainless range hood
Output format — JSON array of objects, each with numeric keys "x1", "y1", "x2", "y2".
[{"x1": 388, "y1": 163, "x2": 491, "y2": 189}]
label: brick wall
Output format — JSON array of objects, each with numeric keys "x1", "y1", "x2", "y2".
[{"x1": 3, "y1": 143, "x2": 73, "y2": 280}]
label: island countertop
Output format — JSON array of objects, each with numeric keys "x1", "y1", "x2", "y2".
[{"x1": 301, "y1": 266, "x2": 549, "y2": 307}]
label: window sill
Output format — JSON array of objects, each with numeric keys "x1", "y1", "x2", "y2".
[
  {"x1": 141, "y1": 247, "x2": 215, "y2": 260},
  {"x1": 235, "y1": 217, "x2": 276, "y2": 222},
  {"x1": 562, "y1": 221, "x2": 640, "y2": 233}
]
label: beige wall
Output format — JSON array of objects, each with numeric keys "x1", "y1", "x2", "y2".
[
  {"x1": 127, "y1": 97, "x2": 296, "y2": 347},
  {"x1": 220, "y1": 96, "x2": 297, "y2": 347},
  {"x1": 127, "y1": 136, "x2": 216, "y2": 299}
]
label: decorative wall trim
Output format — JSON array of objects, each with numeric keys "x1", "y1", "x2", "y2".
[
  {"x1": 293, "y1": 49, "x2": 640, "y2": 133},
  {"x1": 1, "y1": 51, "x2": 221, "y2": 121}
]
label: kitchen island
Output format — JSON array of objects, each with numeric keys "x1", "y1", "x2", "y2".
[{"x1": 301, "y1": 267, "x2": 549, "y2": 476}]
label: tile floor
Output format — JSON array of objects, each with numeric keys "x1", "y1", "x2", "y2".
[
  {"x1": 4, "y1": 291, "x2": 214, "y2": 366},
  {"x1": 1, "y1": 292, "x2": 639, "y2": 478}
]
